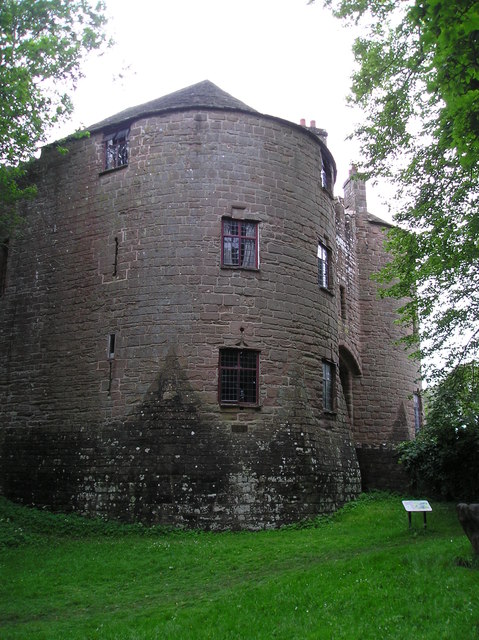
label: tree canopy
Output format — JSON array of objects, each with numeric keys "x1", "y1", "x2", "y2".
[
  {"x1": 0, "y1": 0, "x2": 109, "y2": 236},
  {"x1": 323, "y1": 0, "x2": 479, "y2": 381}
]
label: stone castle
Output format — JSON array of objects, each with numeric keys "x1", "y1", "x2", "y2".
[{"x1": 0, "y1": 81, "x2": 420, "y2": 529}]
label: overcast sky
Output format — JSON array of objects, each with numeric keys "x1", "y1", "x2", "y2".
[{"x1": 55, "y1": 0, "x2": 394, "y2": 219}]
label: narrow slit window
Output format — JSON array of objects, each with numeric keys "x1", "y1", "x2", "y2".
[
  {"x1": 322, "y1": 360, "x2": 335, "y2": 412},
  {"x1": 108, "y1": 333, "x2": 116, "y2": 360},
  {"x1": 113, "y1": 236, "x2": 119, "y2": 276}
]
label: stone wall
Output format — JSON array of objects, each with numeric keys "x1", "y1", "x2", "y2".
[
  {"x1": 341, "y1": 172, "x2": 419, "y2": 447},
  {"x1": 336, "y1": 170, "x2": 420, "y2": 493},
  {"x1": 2, "y1": 353, "x2": 360, "y2": 529},
  {"x1": 0, "y1": 108, "x2": 361, "y2": 528},
  {"x1": 353, "y1": 213, "x2": 418, "y2": 446}
]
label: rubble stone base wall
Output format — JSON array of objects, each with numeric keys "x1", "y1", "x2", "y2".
[{"x1": 1, "y1": 365, "x2": 361, "y2": 530}]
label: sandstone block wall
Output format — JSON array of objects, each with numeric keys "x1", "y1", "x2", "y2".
[
  {"x1": 338, "y1": 172, "x2": 420, "y2": 491},
  {"x1": 0, "y1": 107, "x2": 361, "y2": 528},
  {"x1": 353, "y1": 213, "x2": 418, "y2": 446}
]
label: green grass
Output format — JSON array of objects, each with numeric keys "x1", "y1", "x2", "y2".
[{"x1": 1, "y1": 493, "x2": 477, "y2": 639}]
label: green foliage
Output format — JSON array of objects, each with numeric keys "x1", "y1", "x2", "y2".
[
  {"x1": 0, "y1": 164, "x2": 36, "y2": 237},
  {"x1": 0, "y1": 0, "x2": 108, "y2": 226},
  {"x1": 1, "y1": 494, "x2": 477, "y2": 639},
  {"x1": 322, "y1": 0, "x2": 479, "y2": 380},
  {"x1": 0, "y1": 496, "x2": 182, "y2": 548},
  {"x1": 398, "y1": 362, "x2": 479, "y2": 500}
]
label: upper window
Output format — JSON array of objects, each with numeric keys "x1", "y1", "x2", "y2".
[
  {"x1": 219, "y1": 348, "x2": 259, "y2": 405},
  {"x1": 318, "y1": 242, "x2": 330, "y2": 290},
  {"x1": 221, "y1": 218, "x2": 258, "y2": 269},
  {"x1": 323, "y1": 360, "x2": 336, "y2": 413},
  {"x1": 321, "y1": 158, "x2": 329, "y2": 190},
  {"x1": 320, "y1": 154, "x2": 334, "y2": 195},
  {"x1": 104, "y1": 129, "x2": 129, "y2": 171}
]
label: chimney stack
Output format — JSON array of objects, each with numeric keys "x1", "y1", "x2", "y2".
[
  {"x1": 299, "y1": 119, "x2": 329, "y2": 145},
  {"x1": 343, "y1": 165, "x2": 368, "y2": 214}
]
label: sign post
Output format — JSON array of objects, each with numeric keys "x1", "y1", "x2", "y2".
[{"x1": 402, "y1": 500, "x2": 432, "y2": 529}]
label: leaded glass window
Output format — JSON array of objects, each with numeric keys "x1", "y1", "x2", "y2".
[
  {"x1": 219, "y1": 349, "x2": 259, "y2": 405},
  {"x1": 104, "y1": 129, "x2": 129, "y2": 170},
  {"x1": 318, "y1": 242, "x2": 330, "y2": 289},
  {"x1": 222, "y1": 218, "x2": 258, "y2": 268}
]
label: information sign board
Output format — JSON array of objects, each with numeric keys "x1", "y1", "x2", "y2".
[
  {"x1": 402, "y1": 500, "x2": 432, "y2": 529},
  {"x1": 402, "y1": 500, "x2": 432, "y2": 512}
]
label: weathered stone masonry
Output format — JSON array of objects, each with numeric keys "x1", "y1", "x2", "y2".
[{"x1": 0, "y1": 81, "x2": 419, "y2": 528}]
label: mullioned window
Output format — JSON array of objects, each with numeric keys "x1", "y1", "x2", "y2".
[{"x1": 221, "y1": 218, "x2": 258, "y2": 269}]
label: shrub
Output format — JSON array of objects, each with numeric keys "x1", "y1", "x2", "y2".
[{"x1": 398, "y1": 362, "x2": 479, "y2": 501}]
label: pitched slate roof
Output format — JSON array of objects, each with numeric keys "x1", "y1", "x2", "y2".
[{"x1": 89, "y1": 80, "x2": 258, "y2": 132}]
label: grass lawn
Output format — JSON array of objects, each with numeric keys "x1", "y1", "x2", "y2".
[{"x1": 0, "y1": 493, "x2": 477, "y2": 639}]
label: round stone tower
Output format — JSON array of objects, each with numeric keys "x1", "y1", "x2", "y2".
[{"x1": 0, "y1": 81, "x2": 362, "y2": 528}]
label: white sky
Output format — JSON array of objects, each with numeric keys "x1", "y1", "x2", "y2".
[{"x1": 55, "y1": 0, "x2": 395, "y2": 219}]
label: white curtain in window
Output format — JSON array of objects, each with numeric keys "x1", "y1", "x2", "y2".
[
  {"x1": 241, "y1": 239, "x2": 255, "y2": 267},
  {"x1": 241, "y1": 222, "x2": 256, "y2": 267}
]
